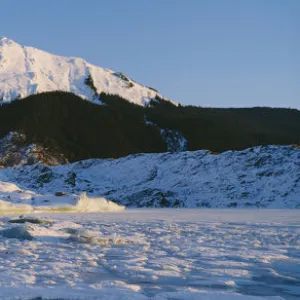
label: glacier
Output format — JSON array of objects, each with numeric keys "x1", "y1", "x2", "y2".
[{"x1": 0, "y1": 145, "x2": 299, "y2": 209}]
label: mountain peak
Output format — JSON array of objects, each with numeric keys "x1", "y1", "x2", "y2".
[
  {"x1": 0, "y1": 37, "x2": 172, "y2": 106},
  {"x1": 0, "y1": 36, "x2": 10, "y2": 44},
  {"x1": 0, "y1": 36, "x2": 17, "y2": 44}
]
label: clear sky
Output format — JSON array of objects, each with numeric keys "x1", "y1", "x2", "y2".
[{"x1": 1, "y1": 0, "x2": 299, "y2": 108}]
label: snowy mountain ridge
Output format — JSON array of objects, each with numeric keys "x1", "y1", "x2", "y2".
[
  {"x1": 1, "y1": 145, "x2": 299, "y2": 209},
  {"x1": 0, "y1": 37, "x2": 170, "y2": 106}
]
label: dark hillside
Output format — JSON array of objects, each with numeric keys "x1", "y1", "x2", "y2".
[
  {"x1": 0, "y1": 92, "x2": 166, "y2": 161},
  {"x1": 0, "y1": 91, "x2": 299, "y2": 162},
  {"x1": 147, "y1": 105, "x2": 300, "y2": 152}
]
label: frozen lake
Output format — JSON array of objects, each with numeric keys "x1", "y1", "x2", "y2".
[{"x1": 0, "y1": 209, "x2": 299, "y2": 299}]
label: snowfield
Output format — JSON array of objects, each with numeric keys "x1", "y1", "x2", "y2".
[
  {"x1": 0, "y1": 37, "x2": 172, "y2": 106},
  {"x1": 0, "y1": 145, "x2": 299, "y2": 209},
  {"x1": 0, "y1": 210, "x2": 299, "y2": 300}
]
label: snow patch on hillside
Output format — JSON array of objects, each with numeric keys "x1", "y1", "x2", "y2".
[
  {"x1": 144, "y1": 116, "x2": 187, "y2": 152},
  {"x1": 0, "y1": 132, "x2": 68, "y2": 167},
  {"x1": 160, "y1": 128, "x2": 188, "y2": 152}
]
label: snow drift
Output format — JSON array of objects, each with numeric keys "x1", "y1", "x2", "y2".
[
  {"x1": 1, "y1": 225, "x2": 34, "y2": 240},
  {"x1": 0, "y1": 192, "x2": 124, "y2": 214},
  {"x1": 0, "y1": 200, "x2": 33, "y2": 214},
  {"x1": 74, "y1": 192, "x2": 124, "y2": 212}
]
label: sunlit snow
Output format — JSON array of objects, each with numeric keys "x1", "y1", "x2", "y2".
[{"x1": 0, "y1": 37, "x2": 172, "y2": 106}]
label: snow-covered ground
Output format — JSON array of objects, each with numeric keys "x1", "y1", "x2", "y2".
[
  {"x1": 1, "y1": 145, "x2": 299, "y2": 208},
  {"x1": 0, "y1": 145, "x2": 298, "y2": 298},
  {"x1": 0, "y1": 37, "x2": 172, "y2": 106},
  {"x1": 0, "y1": 209, "x2": 299, "y2": 300}
]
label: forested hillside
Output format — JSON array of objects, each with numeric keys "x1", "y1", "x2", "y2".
[{"x1": 0, "y1": 91, "x2": 299, "y2": 162}]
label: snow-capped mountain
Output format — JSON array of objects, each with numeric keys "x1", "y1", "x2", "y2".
[
  {"x1": 1, "y1": 145, "x2": 299, "y2": 209},
  {"x1": 0, "y1": 37, "x2": 168, "y2": 105}
]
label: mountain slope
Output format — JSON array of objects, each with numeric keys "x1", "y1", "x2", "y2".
[
  {"x1": 0, "y1": 37, "x2": 167, "y2": 106},
  {"x1": 1, "y1": 145, "x2": 299, "y2": 208},
  {"x1": 0, "y1": 91, "x2": 299, "y2": 163}
]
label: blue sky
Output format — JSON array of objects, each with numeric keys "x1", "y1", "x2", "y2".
[{"x1": 1, "y1": 0, "x2": 299, "y2": 108}]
